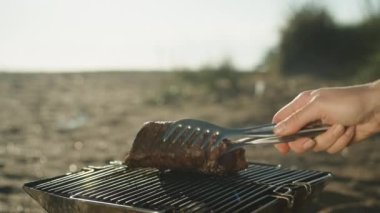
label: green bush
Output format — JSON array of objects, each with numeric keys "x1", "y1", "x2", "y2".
[
  {"x1": 276, "y1": 3, "x2": 380, "y2": 79},
  {"x1": 355, "y1": 51, "x2": 380, "y2": 82}
]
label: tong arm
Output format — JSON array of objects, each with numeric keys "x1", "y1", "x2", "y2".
[{"x1": 224, "y1": 126, "x2": 329, "y2": 154}]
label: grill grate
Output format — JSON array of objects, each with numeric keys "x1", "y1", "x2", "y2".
[{"x1": 24, "y1": 161, "x2": 331, "y2": 213}]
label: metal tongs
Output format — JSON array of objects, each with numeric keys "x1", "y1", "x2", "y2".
[{"x1": 162, "y1": 119, "x2": 328, "y2": 152}]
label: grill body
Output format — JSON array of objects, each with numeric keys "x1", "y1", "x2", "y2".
[{"x1": 24, "y1": 161, "x2": 331, "y2": 213}]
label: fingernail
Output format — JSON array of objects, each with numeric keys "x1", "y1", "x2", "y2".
[{"x1": 303, "y1": 139, "x2": 315, "y2": 150}]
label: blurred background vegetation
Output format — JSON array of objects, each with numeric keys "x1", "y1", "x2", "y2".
[
  {"x1": 136, "y1": 1, "x2": 380, "y2": 134},
  {"x1": 273, "y1": 2, "x2": 380, "y2": 81},
  {"x1": 152, "y1": 1, "x2": 380, "y2": 106}
]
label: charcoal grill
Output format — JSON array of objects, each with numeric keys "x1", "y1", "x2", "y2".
[{"x1": 24, "y1": 161, "x2": 331, "y2": 212}]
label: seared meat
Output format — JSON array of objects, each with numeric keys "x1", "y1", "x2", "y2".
[{"x1": 124, "y1": 121, "x2": 248, "y2": 174}]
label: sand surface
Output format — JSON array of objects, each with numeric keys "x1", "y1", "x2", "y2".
[{"x1": 0, "y1": 73, "x2": 379, "y2": 212}]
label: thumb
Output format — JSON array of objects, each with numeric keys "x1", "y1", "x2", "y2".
[{"x1": 274, "y1": 101, "x2": 320, "y2": 136}]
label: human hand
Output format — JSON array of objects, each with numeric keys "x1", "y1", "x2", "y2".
[{"x1": 272, "y1": 80, "x2": 380, "y2": 154}]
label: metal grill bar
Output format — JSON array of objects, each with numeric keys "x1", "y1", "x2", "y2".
[
  {"x1": 118, "y1": 165, "x2": 274, "y2": 207},
  {"x1": 143, "y1": 168, "x2": 273, "y2": 210},
  {"x1": 80, "y1": 170, "x2": 158, "y2": 198},
  {"x1": 121, "y1": 167, "x2": 258, "y2": 204},
  {"x1": 35, "y1": 165, "x2": 116, "y2": 189},
  {"x1": 68, "y1": 169, "x2": 154, "y2": 196},
  {"x1": 37, "y1": 166, "x2": 124, "y2": 192},
  {"x1": 24, "y1": 162, "x2": 331, "y2": 213}
]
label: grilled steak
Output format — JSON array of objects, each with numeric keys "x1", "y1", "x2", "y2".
[{"x1": 124, "y1": 121, "x2": 248, "y2": 174}]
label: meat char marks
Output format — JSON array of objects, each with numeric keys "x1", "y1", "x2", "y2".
[{"x1": 125, "y1": 121, "x2": 248, "y2": 174}]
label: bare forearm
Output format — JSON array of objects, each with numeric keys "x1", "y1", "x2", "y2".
[{"x1": 368, "y1": 79, "x2": 380, "y2": 133}]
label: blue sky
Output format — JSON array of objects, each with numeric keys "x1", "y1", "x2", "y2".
[{"x1": 0, "y1": 0, "x2": 366, "y2": 72}]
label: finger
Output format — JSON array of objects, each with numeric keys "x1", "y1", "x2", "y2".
[
  {"x1": 312, "y1": 124, "x2": 345, "y2": 152},
  {"x1": 272, "y1": 91, "x2": 312, "y2": 123},
  {"x1": 352, "y1": 125, "x2": 371, "y2": 144},
  {"x1": 274, "y1": 101, "x2": 320, "y2": 136},
  {"x1": 288, "y1": 137, "x2": 315, "y2": 154},
  {"x1": 274, "y1": 143, "x2": 290, "y2": 155},
  {"x1": 327, "y1": 126, "x2": 355, "y2": 154}
]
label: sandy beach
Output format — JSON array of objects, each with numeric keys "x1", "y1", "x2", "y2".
[{"x1": 0, "y1": 72, "x2": 379, "y2": 212}]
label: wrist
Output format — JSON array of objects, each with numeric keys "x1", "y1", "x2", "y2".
[{"x1": 367, "y1": 80, "x2": 380, "y2": 132}]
